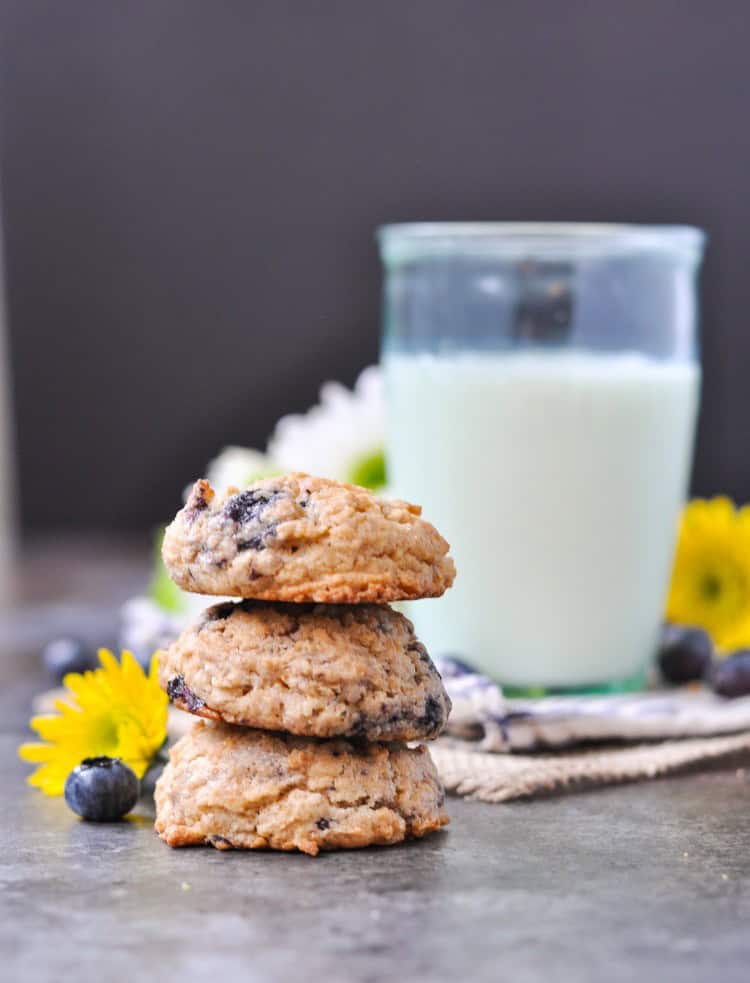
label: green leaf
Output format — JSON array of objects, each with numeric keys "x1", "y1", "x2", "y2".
[
  {"x1": 148, "y1": 528, "x2": 185, "y2": 613},
  {"x1": 346, "y1": 448, "x2": 387, "y2": 491},
  {"x1": 240, "y1": 466, "x2": 284, "y2": 485}
]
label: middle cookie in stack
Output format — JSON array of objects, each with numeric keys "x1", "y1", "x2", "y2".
[
  {"x1": 155, "y1": 472, "x2": 455, "y2": 855},
  {"x1": 160, "y1": 601, "x2": 451, "y2": 742}
]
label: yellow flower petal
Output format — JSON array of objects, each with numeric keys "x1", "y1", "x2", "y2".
[
  {"x1": 666, "y1": 497, "x2": 750, "y2": 651},
  {"x1": 18, "y1": 742, "x2": 53, "y2": 763},
  {"x1": 148, "y1": 652, "x2": 161, "y2": 683}
]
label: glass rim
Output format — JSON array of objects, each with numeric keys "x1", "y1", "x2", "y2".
[{"x1": 377, "y1": 222, "x2": 706, "y2": 263}]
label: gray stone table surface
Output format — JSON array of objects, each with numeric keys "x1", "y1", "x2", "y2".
[{"x1": 1, "y1": 539, "x2": 750, "y2": 982}]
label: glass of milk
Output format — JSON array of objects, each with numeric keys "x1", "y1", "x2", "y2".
[{"x1": 378, "y1": 223, "x2": 705, "y2": 691}]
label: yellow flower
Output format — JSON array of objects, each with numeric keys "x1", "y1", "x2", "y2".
[
  {"x1": 18, "y1": 649, "x2": 168, "y2": 795},
  {"x1": 666, "y1": 497, "x2": 750, "y2": 652}
]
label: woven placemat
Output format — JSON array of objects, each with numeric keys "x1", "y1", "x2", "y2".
[{"x1": 431, "y1": 731, "x2": 750, "y2": 802}]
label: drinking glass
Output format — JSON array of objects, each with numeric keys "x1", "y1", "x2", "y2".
[{"x1": 378, "y1": 223, "x2": 705, "y2": 691}]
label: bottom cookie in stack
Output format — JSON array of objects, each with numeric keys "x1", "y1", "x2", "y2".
[{"x1": 155, "y1": 721, "x2": 448, "y2": 856}]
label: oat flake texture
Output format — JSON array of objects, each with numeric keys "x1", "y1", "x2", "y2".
[
  {"x1": 155, "y1": 721, "x2": 449, "y2": 855},
  {"x1": 161, "y1": 473, "x2": 456, "y2": 603},
  {"x1": 158, "y1": 599, "x2": 451, "y2": 742}
]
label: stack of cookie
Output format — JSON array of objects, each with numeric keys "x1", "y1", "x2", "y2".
[{"x1": 154, "y1": 473, "x2": 456, "y2": 856}]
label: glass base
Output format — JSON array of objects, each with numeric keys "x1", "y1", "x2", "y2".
[{"x1": 501, "y1": 669, "x2": 649, "y2": 699}]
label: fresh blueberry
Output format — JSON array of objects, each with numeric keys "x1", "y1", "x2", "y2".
[
  {"x1": 64, "y1": 756, "x2": 139, "y2": 822},
  {"x1": 139, "y1": 761, "x2": 165, "y2": 800},
  {"x1": 658, "y1": 625, "x2": 713, "y2": 684},
  {"x1": 711, "y1": 651, "x2": 750, "y2": 698},
  {"x1": 42, "y1": 637, "x2": 96, "y2": 683}
]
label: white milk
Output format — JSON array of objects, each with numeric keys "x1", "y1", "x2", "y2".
[{"x1": 384, "y1": 350, "x2": 700, "y2": 687}]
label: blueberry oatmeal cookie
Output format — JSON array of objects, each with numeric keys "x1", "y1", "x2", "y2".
[
  {"x1": 158, "y1": 600, "x2": 451, "y2": 741},
  {"x1": 154, "y1": 720, "x2": 449, "y2": 855},
  {"x1": 161, "y1": 473, "x2": 455, "y2": 603}
]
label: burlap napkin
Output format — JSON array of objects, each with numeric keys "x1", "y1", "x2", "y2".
[
  {"x1": 434, "y1": 658, "x2": 750, "y2": 801},
  {"x1": 432, "y1": 733, "x2": 750, "y2": 802}
]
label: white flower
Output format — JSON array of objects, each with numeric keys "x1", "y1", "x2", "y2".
[
  {"x1": 267, "y1": 365, "x2": 386, "y2": 489},
  {"x1": 142, "y1": 364, "x2": 388, "y2": 618},
  {"x1": 204, "y1": 446, "x2": 279, "y2": 493},
  {"x1": 118, "y1": 596, "x2": 196, "y2": 662}
]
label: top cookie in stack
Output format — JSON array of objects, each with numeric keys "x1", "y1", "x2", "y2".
[{"x1": 161, "y1": 472, "x2": 456, "y2": 603}]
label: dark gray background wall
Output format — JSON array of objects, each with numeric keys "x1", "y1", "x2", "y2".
[{"x1": 1, "y1": 0, "x2": 748, "y2": 531}]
